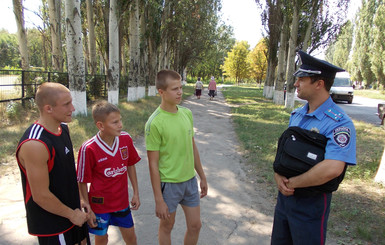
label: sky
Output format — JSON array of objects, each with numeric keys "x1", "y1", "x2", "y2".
[{"x1": 2, "y1": 0, "x2": 361, "y2": 52}]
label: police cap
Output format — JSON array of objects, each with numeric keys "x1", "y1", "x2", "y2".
[{"x1": 293, "y1": 50, "x2": 345, "y2": 79}]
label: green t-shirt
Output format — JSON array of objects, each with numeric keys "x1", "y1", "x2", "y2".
[{"x1": 145, "y1": 105, "x2": 195, "y2": 183}]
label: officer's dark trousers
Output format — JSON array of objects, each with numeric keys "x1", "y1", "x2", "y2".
[{"x1": 271, "y1": 192, "x2": 332, "y2": 245}]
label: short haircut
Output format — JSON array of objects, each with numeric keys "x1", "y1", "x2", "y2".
[
  {"x1": 35, "y1": 82, "x2": 69, "y2": 112},
  {"x1": 310, "y1": 76, "x2": 334, "y2": 92},
  {"x1": 92, "y1": 100, "x2": 120, "y2": 123},
  {"x1": 156, "y1": 70, "x2": 181, "y2": 90}
]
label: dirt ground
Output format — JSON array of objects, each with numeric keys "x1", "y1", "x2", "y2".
[{"x1": 0, "y1": 88, "x2": 340, "y2": 244}]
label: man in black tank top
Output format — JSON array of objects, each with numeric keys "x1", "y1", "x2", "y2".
[{"x1": 16, "y1": 83, "x2": 89, "y2": 245}]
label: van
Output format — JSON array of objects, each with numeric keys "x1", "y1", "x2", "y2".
[{"x1": 330, "y1": 72, "x2": 354, "y2": 104}]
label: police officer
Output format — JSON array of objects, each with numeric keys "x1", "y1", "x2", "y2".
[{"x1": 271, "y1": 51, "x2": 356, "y2": 245}]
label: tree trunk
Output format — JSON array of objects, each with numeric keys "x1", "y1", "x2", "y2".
[
  {"x1": 374, "y1": 147, "x2": 385, "y2": 185},
  {"x1": 48, "y1": 0, "x2": 63, "y2": 72},
  {"x1": 159, "y1": 1, "x2": 170, "y2": 70},
  {"x1": 285, "y1": 0, "x2": 300, "y2": 109},
  {"x1": 302, "y1": 0, "x2": 319, "y2": 52},
  {"x1": 65, "y1": 0, "x2": 87, "y2": 115},
  {"x1": 13, "y1": 0, "x2": 32, "y2": 96},
  {"x1": 128, "y1": 0, "x2": 140, "y2": 102},
  {"x1": 108, "y1": 0, "x2": 119, "y2": 105},
  {"x1": 138, "y1": 3, "x2": 146, "y2": 99},
  {"x1": 86, "y1": 0, "x2": 97, "y2": 75},
  {"x1": 274, "y1": 13, "x2": 288, "y2": 105},
  {"x1": 263, "y1": 0, "x2": 281, "y2": 99},
  {"x1": 148, "y1": 35, "x2": 157, "y2": 96}
]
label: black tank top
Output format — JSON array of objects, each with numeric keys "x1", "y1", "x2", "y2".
[{"x1": 16, "y1": 123, "x2": 80, "y2": 236}]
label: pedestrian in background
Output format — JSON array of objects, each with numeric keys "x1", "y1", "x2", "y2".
[
  {"x1": 208, "y1": 76, "x2": 217, "y2": 101},
  {"x1": 195, "y1": 77, "x2": 204, "y2": 99}
]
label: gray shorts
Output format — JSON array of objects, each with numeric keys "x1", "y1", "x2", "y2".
[{"x1": 161, "y1": 177, "x2": 200, "y2": 213}]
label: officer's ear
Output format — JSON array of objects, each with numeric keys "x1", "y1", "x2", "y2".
[{"x1": 315, "y1": 79, "x2": 325, "y2": 89}]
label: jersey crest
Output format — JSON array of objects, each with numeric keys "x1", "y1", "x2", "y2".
[{"x1": 120, "y1": 146, "x2": 128, "y2": 160}]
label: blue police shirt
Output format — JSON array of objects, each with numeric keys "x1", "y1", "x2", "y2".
[{"x1": 289, "y1": 96, "x2": 356, "y2": 165}]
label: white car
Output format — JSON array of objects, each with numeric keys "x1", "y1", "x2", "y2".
[{"x1": 330, "y1": 72, "x2": 354, "y2": 104}]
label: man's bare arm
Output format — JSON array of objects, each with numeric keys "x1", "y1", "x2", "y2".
[{"x1": 18, "y1": 140, "x2": 87, "y2": 226}]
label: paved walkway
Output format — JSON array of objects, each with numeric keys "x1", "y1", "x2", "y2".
[{"x1": 0, "y1": 88, "x2": 275, "y2": 244}]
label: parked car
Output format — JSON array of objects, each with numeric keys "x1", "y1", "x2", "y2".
[
  {"x1": 377, "y1": 102, "x2": 385, "y2": 125},
  {"x1": 330, "y1": 72, "x2": 354, "y2": 104}
]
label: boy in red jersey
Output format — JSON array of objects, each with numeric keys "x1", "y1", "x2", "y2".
[{"x1": 77, "y1": 101, "x2": 141, "y2": 245}]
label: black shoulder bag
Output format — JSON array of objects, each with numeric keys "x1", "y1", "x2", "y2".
[{"x1": 273, "y1": 126, "x2": 346, "y2": 195}]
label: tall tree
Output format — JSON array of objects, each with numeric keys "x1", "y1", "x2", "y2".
[
  {"x1": 285, "y1": 0, "x2": 300, "y2": 109},
  {"x1": 257, "y1": 0, "x2": 282, "y2": 99},
  {"x1": 222, "y1": 41, "x2": 250, "y2": 84},
  {"x1": 65, "y1": 0, "x2": 87, "y2": 115},
  {"x1": 325, "y1": 21, "x2": 353, "y2": 69},
  {"x1": 13, "y1": 0, "x2": 29, "y2": 70},
  {"x1": 249, "y1": 38, "x2": 268, "y2": 84},
  {"x1": 48, "y1": 0, "x2": 63, "y2": 71},
  {"x1": 13, "y1": 0, "x2": 31, "y2": 96},
  {"x1": 371, "y1": 3, "x2": 385, "y2": 87},
  {"x1": 273, "y1": 8, "x2": 289, "y2": 105},
  {"x1": 86, "y1": 0, "x2": 97, "y2": 75},
  {"x1": 352, "y1": 0, "x2": 376, "y2": 87},
  {"x1": 128, "y1": 0, "x2": 140, "y2": 101},
  {"x1": 107, "y1": 0, "x2": 119, "y2": 104}
]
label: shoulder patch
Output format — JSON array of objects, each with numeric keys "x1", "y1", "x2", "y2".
[
  {"x1": 333, "y1": 126, "x2": 351, "y2": 147},
  {"x1": 325, "y1": 108, "x2": 344, "y2": 121}
]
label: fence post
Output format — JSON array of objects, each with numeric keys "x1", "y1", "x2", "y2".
[{"x1": 21, "y1": 71, "x2": 25, "y2": 107}]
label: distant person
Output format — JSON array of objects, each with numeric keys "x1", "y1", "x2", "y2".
[
  {"x1": 16, "y1": 82, "x2": 89, "y2": 245},
  {"x1": 195, "y1": 77, "x2": 204, "y2": 99},
  {"x1": 208, "y1": 76, "x2": 217, "y2": 100},
  {"x1": 77, "y1": 101, "x2": 141, "y2": 245},
  {"x1": 145, "y1": 70, "x2": 208, "y2": 245},
  {"x1": 271, "y1": 51, "x2": 356, "y2": 245}
]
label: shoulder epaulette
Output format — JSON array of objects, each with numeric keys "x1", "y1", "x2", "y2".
[
  {"x1": 324, "y1": 107, "x2": 344, "y2": 121},
  {"x1": 291, "y1": 106, "x2": 302, "y2": 115}
]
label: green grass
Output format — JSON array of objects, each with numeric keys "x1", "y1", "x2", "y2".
[
  {"x1": 222, "y1": 85, "x2": 385, "y2": 245},
  {"x1": 354, "y1": 89, "x2": 385, "y2": 100}
]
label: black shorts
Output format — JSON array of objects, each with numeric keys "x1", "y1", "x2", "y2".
[
  {"x1": 195, "y1": 89, "x2": 202, "y2": 96},
  {"x1": 37, "y1": 224, "x2": 89, "y2": 245},
  {"x1": 209, "y1": 90, "x2": 216, "y2": 97}
]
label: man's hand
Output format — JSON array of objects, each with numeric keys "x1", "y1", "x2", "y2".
[
  {"x1": 70, "y1": 208, "x2": 88, "y2": 227},
  {"x1": 130, "y1": 194, "x2": 141, "y2": 210},
  {"x1": 274, "y1": 173, "x2": 294, "y2": 196},
  {"x1": 200, "y1": 179, "x2": 208, "y2": 198},
  {"x1": 155, "y1": 200, "x2": 170, "y2": 220}
]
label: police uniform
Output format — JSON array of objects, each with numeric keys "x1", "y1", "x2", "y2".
[{"x1": 271, "y1": 51, "x2": 356, "y2": 245}]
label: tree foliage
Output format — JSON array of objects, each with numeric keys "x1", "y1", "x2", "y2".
[
  {"x1": 222, "y1": 41, "x2": 250, "y2": 84},
  {"x1": 249, "y1": 38, "x2": 268, "y2": 83}
]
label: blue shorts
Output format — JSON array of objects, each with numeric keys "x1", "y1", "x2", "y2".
[
  {"x1": 89, "y1": 207, "x2": 134, "y2": 236},
  {"x1": 161, "y1": 177, "x2": 200, "y2": 213}
]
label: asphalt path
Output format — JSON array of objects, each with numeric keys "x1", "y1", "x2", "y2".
[
  {"x1": 296, "y1": 94, "x2": 383, "y2": 125},
  {"x1": 335, "y1": 96, "x2": 384, "y2": 126}
]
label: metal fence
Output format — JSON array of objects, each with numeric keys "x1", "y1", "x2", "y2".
[{"x1": 0, "y1": 70, "x2": 135, "y2": 115}]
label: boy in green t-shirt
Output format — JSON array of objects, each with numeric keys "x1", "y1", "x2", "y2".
[{"x1": 145, "y1": 70, "x2": 208, "y2": 245}]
